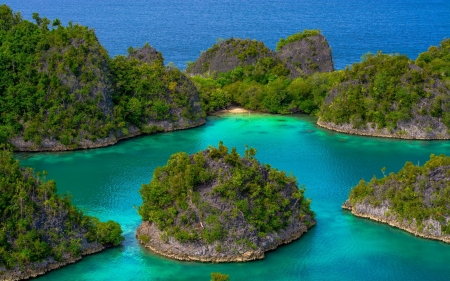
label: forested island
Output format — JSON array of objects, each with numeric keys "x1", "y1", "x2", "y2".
[
  {"x1": 343, "y1": 154, "x2": 450, "y2": 243},
  {"x1": 318, "y1": 40, "x2": 450, "y2": 139},
  {"x1": 0, "y1": 4, "x2": 204, "y2": 152},
  {"x1": 136, "y1": 142, "x2": 315, "y2": 262},
  {"x1": 0, "y1": 147, "x2": 124, "y2": 280}
]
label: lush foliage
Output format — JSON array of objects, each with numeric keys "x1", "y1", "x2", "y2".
[
  {"x1": 0, "y1": 5, "x2": 203, "y2": 149},
  {"x1": 348, "y1": 154, "x2": 450, "y2": 234},
  {"x1": 139, "y1": 142, "x2": 313, "y2": 244},
  {"x1": 192, "y1": 67, "x2": 342, "y2": 114},
  {"x1": 276, "y1": 29, "x2": 321, "y2": 51},
  {"x1": 0, "y1": 4, "x2": 114, "y2": 147},
  {"x1": 320, "y1": 39, "x2": 450, "y2": 131},
  {"x1": 110, "y1": 44, "x2": 203, "y2": 134},
  {"x1": 416, "y1": 38, "x2": 450, "y2": 84},
  {"x1": 0, "y1": 146, "x2": 123, "y2": 269}
]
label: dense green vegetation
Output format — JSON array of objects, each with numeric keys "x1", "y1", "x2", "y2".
[
  {"x1": 191, "y1": 64, "x2": 342, "y2": 114},
  {"x1": 276, "y1": 29, "x2": 321, "y2": 51},
  {"x1": 0, "y1": 146, "x2": 123, "y2": 270},
  {"x1": 139, "y1": 142, "x2": 313, "y2": 244},
  {"x1": 348, "y1": 154, "x2": 450, "y2": 234},
  {"x1": 0, "y1": 4, "x2": 113, "y2": 147},
  {"x1": 416, "y1": 38, "x2": 450, "y2": 84},
  {"x1": 320, "y1": 39, "x2": 450, "y2": 131},
  {"x1": 189, "y1": 30, "x2": 339, "y2": 114},
  {"x1": 110, "y1": 44, "x2": 204, "y2": 134},
  {"x1": 0, "y1": 5, "x2": 203, "y2": 150}
]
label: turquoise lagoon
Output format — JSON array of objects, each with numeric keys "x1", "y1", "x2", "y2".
[{"x1": 17, "y1": 114, "x2": 450, "y2": 281}]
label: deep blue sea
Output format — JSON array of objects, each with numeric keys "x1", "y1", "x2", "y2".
[
  {"x1": 3, "y1": 0, "x2": 450, "y2": 70},
  {"x1": 4, "y1": 1, "x2": 450, "y2": 280}
]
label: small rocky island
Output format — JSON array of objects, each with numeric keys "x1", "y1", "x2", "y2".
[
  {"x1": 343, "y1": 154, "x2": 450, "y2": 243},
  {"x1": 0, "y1": 148, "x2": 124, "y2": 280},
  {"x1": 136, "y1": 142, "x2": 315, "y2": 262},
  {"x1": 318, "y1": 39, "x2": 450, "y2": 140}
]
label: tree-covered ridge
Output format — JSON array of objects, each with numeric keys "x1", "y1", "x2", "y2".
[
  {"x1": 0, "y1": 5, "x2": 205, "y2": 151},
  {"x1": 138, "y1": 142, "x2": 314, "y2": 246},
  {"x1": 347, "y1": 154, "x2": 450, "y2": 235},
  {"x1": 276, "y1": 29, "x2": 322, "y2": 51},
  {"x1": 319, "y1": 39, "x2": 450, "y2": 138},
  {"x1": 110, "y1": 44, "x2": 204, "y2": 134},
  {"x1": 0, "y1": 5, "x2": 114, "y2": 148},
  {"x1": 0, "y1": 147, "x2": 123, "y2": 273}
]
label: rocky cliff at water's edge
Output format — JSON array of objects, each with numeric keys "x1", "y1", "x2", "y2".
[
  {"x1": 136, "y1": 143, "x2": 315, "y2": 262},
  {"x1": 343, "y1": 155, "x2": 450, "y2": 243}
]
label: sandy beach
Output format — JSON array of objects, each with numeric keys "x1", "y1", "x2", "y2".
[{"x1": 210, "y1": 106, "x2": 253, "y2": 115}]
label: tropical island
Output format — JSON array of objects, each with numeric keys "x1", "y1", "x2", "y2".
[
  {"x1": 0, "y1": 4, "x2": 204, "y2": 152},
  {"x1": 136, "y1": 142, "x2": 315, "y2": 262},
  {"x1": 0, "y1": 147, "x2": 124, "y2": 280},
  {"x1": 343, "y1": 154, "x2": 450, "y2": 243}
]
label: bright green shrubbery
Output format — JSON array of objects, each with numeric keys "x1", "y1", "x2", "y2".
[{"x1": 276, "y1": 29, "x2": 321, "y2": 51}]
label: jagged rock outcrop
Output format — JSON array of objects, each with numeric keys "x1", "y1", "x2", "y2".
[
  {"x1": 185, "y1": 33, "x2": 334, "y2": 78},
  {"x1": 136, "y1": 143, "x2": 315, "y2": 262},
  {"x1": 277, "y1": 34, "x2": 334, "y2": 76},
  {"x1": 185, "y1": 38, "x2": 279, "y2": 76},
  {"x1": 128, "y1": 43, "x2": 164, "y2": 64},
  {"x1": 343, "y1": 154, "x2": 450, "y2": 243}
]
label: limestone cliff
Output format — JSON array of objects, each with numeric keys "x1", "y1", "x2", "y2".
[
  {"x1": 343, "y1": 154, "x2": 450, "y2": 243},
  {"x1": 277, "y1": 34, "x2": 334, "y2": 76}
]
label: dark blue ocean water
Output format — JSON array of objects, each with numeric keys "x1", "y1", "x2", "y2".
[{"x1": 3, "y1": 0, "x2": 450, "y2": 70}]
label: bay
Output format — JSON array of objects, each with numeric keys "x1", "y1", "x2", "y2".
[{"x1": 17, "y1": 114, "x2": 450, "y2": 281}]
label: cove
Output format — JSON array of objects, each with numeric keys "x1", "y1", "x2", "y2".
[{"x1": 17, "y1": 114, "x2": 450, "y2": 281}]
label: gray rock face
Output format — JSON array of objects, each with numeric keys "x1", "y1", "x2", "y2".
[
  {"x1": 185, "y1": 35, "x2": 335, "y2": 78},
  {"x1": 128, "y1": 44, "x2": 164, "y2": 64},
  {"x1": 185, "y1": 38, "x2": 278, "y2": 76},
  {"x1": 343, "y1": 164, "x2": 450, "y2": 243},
  {"x1": 277, "y1": 34, "x2": 334, "y2": 76}
]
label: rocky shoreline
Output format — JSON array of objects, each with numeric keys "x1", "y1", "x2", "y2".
[
  {"x1": 0, "y1": 243, "x2": 106, "y2": 281},
  {"x1": 136, "y1": 220, "x2": 314, "y2": 262},
  {"x1": 317, "y1": 119, "x2": 450, "y2": 140},
  {"x1": 342, "y1": 200, "x2": 450, "y2": 243},
  {"x1": 10, "y1": 118, "x2": 206, "y2": 152}
]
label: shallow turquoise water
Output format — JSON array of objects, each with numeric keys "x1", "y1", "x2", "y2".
[{"x1": 17, "y1": 114, "x2": 450, "y2": 281}]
